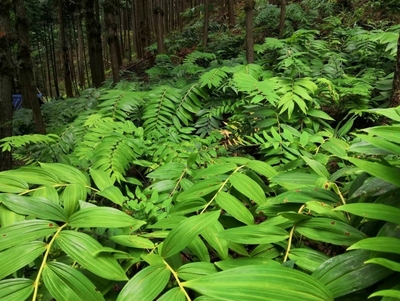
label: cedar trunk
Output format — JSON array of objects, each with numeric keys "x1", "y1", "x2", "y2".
[
  {"x1": 203, "y1": 0, "x2": 210, "y2": 48},
  {"x1": 227, "y1": 0, "x2": 235, "y2": 28},
  {"x1": 104, "y1": 0, "x2": 121, "y2": 83},
  {"x1": 278, "y1": 0, "x2": 286, "y2": 38},
  {"x1": 245, "y1": 0, "x2": 255, "y2": 63},
  {"x1": 154, "y1": 0, "x2": 165, "y2": 54},
  {"x1": 390, "y1": 33, "x2": 400, "y2": 107}
]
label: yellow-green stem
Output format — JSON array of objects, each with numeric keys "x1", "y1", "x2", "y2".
[
  {"x1": 200, "y1": 165, "x2": 245, "y2": 214},
  {"x1": 170, "y1": 168, "x2": 187, "y2": 197},
  {"x1": 163, "y1": 259, "x2": 192, "y2": 301},
  {"x1": 32, "y1": 223, "x2": 68, "y2": 301},
  {"x1": 283, "y1": 205, "x2": 306, "y2": 263}
]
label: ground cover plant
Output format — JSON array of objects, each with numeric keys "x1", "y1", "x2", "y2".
[{"x1": 1, "y1": 0, "x2": 400, "y2": 300}]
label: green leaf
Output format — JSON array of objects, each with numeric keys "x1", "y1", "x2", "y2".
[
  {"x1": 0, "y1": 175, "x2": 29, "y2": 193},
  {"x1": 42, "y1": 262, "x2": 105, "y2": 301},
  {"x1": 335, "y1": 203, "x2": 400, "y2": 224},
  {"x1": 0, "y1": 220, "x2": 58, "y2": 251},
  {"x1": 0, "y1": 166, "x2": 59, "y2": 186},
  {"x1": 116, "y1": 264, "x2": 170, "y2": 301},
  {"x1": 61, "y1": 183, "x2": 87, "y2": 216},
  {"x1": 201, "y1": 221, "x2": 229, "y2": 260},
  {"x1": 217, "y1": 223, "x2": 288, "y2": 244},
  {"x1": 215, "y1": 192, "x2": 254, "y2": 225},
  {"x1": 110, "y1": 235, "x2": 154, "y2": 249},
  {"x1": 215, "y1": 258, "x2": 279, "y2": 271},
  {"x1": 321, "y1": 138, "x2": 348, "y2": 158},
  {"x1": 161, "y1": 211, "x2": 220, "y2": 258},
  {"x1": 229, "y1": 173, "x2": 267, "y2": 205},
  {"x1": 90, "y1": 168, "x2": 115, "y2": 190},
  {"x1": 187, "y1": 236, "x2": 210, "y2": 262},
  {"x1": 183, "y1": 265, "x2": 333, "y2": 301},
  {"x1": 177, "y1": 179, "x2": 222, "y2": 201},
  {"x1": 97, "y1": 186, "x2": 125, "y2": 206},
  {"x1": 346, "y1": 157, "x2": 400, "y2": 187},
  {"x1": 56, "y1": 230, "x2": 127, "y2": 281},
  {"x1": 348, "y1": 237, "x2": 400, "y2": 254},
  {"x1": 0, "y1": 204, "x2": 24, "y2": 227},
  {"x1": 312, "y1": 250, "x2": 391, "y2": 298},
  {"x1": 194, "y1": 163, "x2": 237, "y2": 179},
  {"x1": 40, "y1": 163, "x2": 89, "y2": 185},
  {"x1": 0, "y1": 194, "x2": 67, "y2": 222},
  {"x1": 0, "y1": 241, "x2": 47, "y2": 280},
  {"x1": 296, "y1": 218, "x2": 366, "y2": 246},
  {"x1": 157, "y1": 287, "x2": 186, "y2": 301},
  {"x1": 147, "y1": 162, "x2": 186, "y2": 180},
  {"x1": 0, "y1": 278, "x2": 34, "y2": 301},
  {"x1": 365, "y1": 258, "x2": 400, "y2": 272},
  {"x1": 246, "y1": 160, "x2": 278, "y2": 178},
  {"x1": 177, "y1": 262, "x2": 218, "y2": 281},
  {"x1": 370, "y1": 289, "x2": 400, "y2": 299},
  {"x1": 301, "y1": 156, "x2": 329, "y2": 178},
  {"x1": 289, "y1": 248, "x2": 330, "y2": 273},
  {"x1": 68, "y1": 207, "x2": 145, "y2": 229},
  {"x1": 32, "y1": 186, "x2": 59, "y2": 204}
]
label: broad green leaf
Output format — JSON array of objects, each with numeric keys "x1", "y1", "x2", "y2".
[
  {"x1": 40, "y1": 163, "x2": 89, "y2": 185},
  {"x1": 0, "y1": 175, "x2": 29, "y2": 193},
  {"x1": 296, "y1": 218, "x2": 366, "y2": 246},
  {"x1": 0, "y1": 194, "x2": 67, "y2": 222},
  {"x1": 0, "y1": 167, "x2": 59, "y2": 186},
  {"x1": 289, "y1": 248, "x2": 330, "y2": 273},
  {"x1": 229, "y1": 173, "x2": 267, "y2": 205},
  {"x1": 32, "y1": 185, "x2": 59, "y2": 204},
  {"x1": 365, "y1": 258, "x2": 400, "y2": 272},
  {"x1": 177, "y1": 179, "x2": 222, "y2": 201},
  {"x1": 56, "y1": 230, "x2": 127, "y2": 281},
  {"x1": 215, "y1": 192, "x2": 254, "y2": 225},
  {"x1": 215, "y1": 258, "x2": 279, "y2": 271},
  {"x1": 201, "y1": 221, "x2": 229, "y2": 260},
  {"x1": 335, "y1": 203, "x2": 400, "y2": 224},
  {"x1": 187, "y1": 236, "x2": 210, "y2": 262},
  {"x1": 161, "y1": 211, "x2": 220, "y2": 258},
  {"x1": 0, "y1": 204, "x2": 24, "y2": 228},
  {"x1": 61, "y1": 183, "x2": 87, "y2": 216},
  {"x1": 355, "y1": 134, "x2": 400, "y2": 155},
  {"x1": 271, "y1": 172, "x2": 320, "y2": 190},
  {"x1": 194, "y1": 163, "x2": 237, "y2": 179},
  {"x1": 0, "y1": 278, "x2": 34, "y2": 301},
  {"x1": 177, "y1": 262, "x2": 218, "y2": 281},
  {"x1": 308, "y1": 109, "x2": 334, "y2": 121},
  {"x1": 116, "y1": 264, "x2": 170, "y2": 301},
  {"x1": 246, "y1": 160, "x2": 278, "y2": 178},
  {"x1": 68, "y1": 207, "x2": 145, "y2": 228},
  {"x1": 97, "y1": 186, "x2": 125, "y2": 206},
  {"x1": 305, "y1": 201, "x2": 347, "y2": 223},
  {"x1": 170, "y1": 199, "x2": 207, "y2": 216},
  {"x1": 110, "y1": 235, "x2": 154, "y2": 248},
  {"x1": 363, "y1": 125, "x2": 400, "y2": 142},
  {"x1": 0, "y1": 241, "x2": 47, "y2": 280},
  {"x1": 370, "y1": 289, "x2": 400, "y2": 299},
  {"x1": 42, "y1": 262, "x2": 105, "y2": 301},
  {"x1": 0, "y1": 220, "x2": 58, "y2": 251},
  {"x1": 147, "y1": 215, "x2": 186, "y2": 229},
  {"x1": 348, "y1": 237, "x2": 400, "y2": 254},
  {"x1": 90, "y1": 168, "x2": 115, "y2": 190},
  {"x1": 321, "y1": 138, "x2": 348, "y2": 158},
  {"x1": 217, "y1": 224, "x2": 288, "y2": 244},
  {"x1": 312, "y1": 250, "x2": 391, "y2": 298},
  {"x1": 183, "y1": 265, "x2": 333, "y2": 301},
  {"x1": 157, "y1": 287, "x2": 186, "y2": 301},
  {"x1": 147, "y1": 162, "x2": 186, "y2": 180},
  {"x1": 301, "y1": 156, "x2": 329, "y2": 178},
  {"x1": 346, "y1": 157, "x2": 400, "y2": 187}
]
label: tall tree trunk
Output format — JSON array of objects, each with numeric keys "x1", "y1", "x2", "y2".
[
  {"x1": 227, "y1": 0, "x2": 235, "y2": 28},
  {"x1": 154, "y1": 0, "x2": 165, "y2": 54},
  {"x1": 390, "y1": 33, "x2": 400, "y2": 107},
  {"x1": 43, "y1": 23, "x2": 53, "y2": 98},
  {"x1": 15, "y1": 0, "x2": 46, "y2": 134},
  {"x1": 244, "y1": 0, "x2": 255, "y2": 63},
  {"x1": 202, "y1": 0, "x2": 209, "y2": 48},
  {"x1": 50, "y1": 23, "x2": 60, "y2": 98},
  {"x1": 0, "y1": 0, "x2": 13, "y2": 171},
  {"x1": 104, "y1": 0, "x2": 121, "y2": 83},
  {"x1": 76, "y1": 9, "x2": 86, "y2": 89},
  {"x1": 278, "y1": 0, "x2": 286, "y2": 38},
  {"x1": 85, "y1": 0, "x2": 105, "y2": 87},
  {"x1": 58, "y1": 0, "x2": 74, "y2": 97}
]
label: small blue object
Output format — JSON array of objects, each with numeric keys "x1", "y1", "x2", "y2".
[{"x1": 12, "y1": 94, "x2": 42, "y2": 110}]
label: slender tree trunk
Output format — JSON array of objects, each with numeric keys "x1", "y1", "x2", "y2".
[
  {"x1": 15, "y1": 0, "x2": 46, "y2": 134},
  {"x1": 85, "y1": 0, "x2": 105, "y2": 87},
  {"x1": 58, "y1": 0, "x2": 73, "y2": 97},
  {"x1": 43, "y1": 23, "x2": 53, "y2": 98},
  {"x1": 104, "y1": 0, "x2": 121, "y2": 83},
  {"x1": 50, "y1": 23, "x2": 60, "y2": 98},
  {"x1": 390, "y1": 33, "x2": 400, "y2": 107},
  {"x1": 0, "y1": 0, "x2": 13, "y2": 171},
  {"x1": 202, "y1": 0, "x2": 209, "y2": 48},
  {"x1": 244, "y1": 0, "x2": 255, "y2": 63},
  {"x1": 278, "y1": 0, "x2": 286, "y2": 38},
  {"x1": 227, "y1": 0, "x2": 235, "y2": 28},
  {"x1": 154, "y1": 0, "x2": 165, "y2": 54},
  {"x1": 76, "y1": 9, "x2": 86, "y2": 89}
]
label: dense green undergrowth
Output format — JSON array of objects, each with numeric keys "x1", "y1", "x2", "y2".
[{"x1": 1, "y1": 3, "x2": 400, "y2": 301}]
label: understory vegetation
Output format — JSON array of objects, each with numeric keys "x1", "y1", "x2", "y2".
[{"x1": 1, "y1": 1, "x2": 400, "y2": 301}]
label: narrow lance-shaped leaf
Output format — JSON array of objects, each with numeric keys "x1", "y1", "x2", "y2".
[
  {"x1": 348, "y1": 237, "x2": 400, "y2": 254},
  {"x1": 116, "y1": 264, "x2": 170, "y2": 301},
  {"x1": 0, "y1": 278, "x2": 34, "y2": 301},
  {"x1": 40, "y1": 163, "x2": 89, "y2": 185},
  {"x1": 335, "y1": 203, "x2": 400, "y2": 225},
  {"x1": 215, "y1": 192, "x2": 254, "y2": 225},
  {"x1": 161, "y1": 211, "x2": 220, "y2": 258},
  {"x1": 157, "y1": 287, "x2": 186, "y2": 301},
  {"x1": 229, "y1": 173, "x2": 267, "y2": 205}
]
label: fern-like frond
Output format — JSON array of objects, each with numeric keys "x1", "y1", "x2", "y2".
[{"x1": 199, "y1": 68, "x2": 229, "y2": 89}]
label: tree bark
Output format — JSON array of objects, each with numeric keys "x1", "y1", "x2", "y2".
[
  {"x1": 76, "y1": 8, "x2": 86, "y2": 89},
  {"x1": 15, "y1": 0, "x2": 46, "y2": 134},
  {"x1": 278, "y1": 0, "x2": 286, "y2": 38},
  {"x1": 58, "y1": 0, "x2": 74, "y2": 97},
  {"x1": 203, "y1": 0, "x2": 210, "y2": 48},
  {"x1": 104, "y1": 0, "x2": 121, "y2": 83},
  {"x1": 154, "y1": 0, "x2": 165, "y2": 54},
  {"x1": 244, "y1": 0, "x2": 255, "y2": 63},
  {"x1": 227, "y1": 0, "x2": 235, "y2": 28},
  {"x1": 85, "y1": 0, "x2": 105, "y2": 87},
  {"x1": 0, "y1": 0, "x2": 13, "y2": 171},
  {"x1": 390, "y1": 33, "x2": 400, "y2": 107}
]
